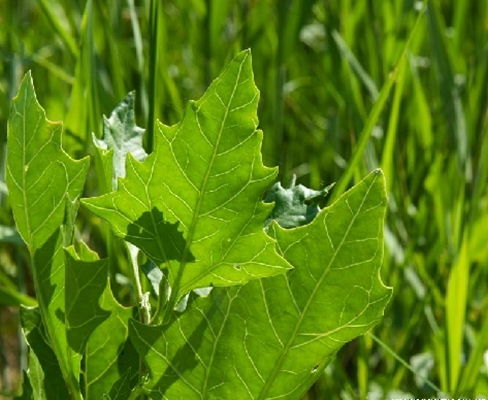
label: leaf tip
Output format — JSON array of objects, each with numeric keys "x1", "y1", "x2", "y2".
[{"x1": 11, "y1": 71, "x2": 36, "y2": 107}]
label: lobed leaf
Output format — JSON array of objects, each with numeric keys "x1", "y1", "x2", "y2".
[
  {"x1": 6, "y1": 72, "x2": 89, "y2": 398},
  {"x1": 84, "y1": 288, "x2": 139, "y2": 399},
  {"x1": 6, "y1": 71, "x2": 89, "y2": 251},
  {"x1": 264, "y1": 175, "x2": 334, "y2": 229},
  {"x1": 129, "y1": 169, "x2": 392, "y2": 399},
  {"x1": 66, "y1": 244, "x2": 140, "y2": 399},
  {"x1": 64, "y1": 245, "x2": 111, "y2": 356},
  {"x1": 93, "y1": 90, "x2": 147, "y2": 190},
  {"x1": 83, "y1": 50, "x2": 292, "y2": 305}
]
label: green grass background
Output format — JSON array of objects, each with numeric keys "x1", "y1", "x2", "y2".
[{"x1": 1, "y1": 0, "x2": 488, "y2": 398}]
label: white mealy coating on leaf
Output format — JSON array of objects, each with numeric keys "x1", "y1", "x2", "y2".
[{"x1": 264, "y1": 175, "x2": 334, "y2": 229}]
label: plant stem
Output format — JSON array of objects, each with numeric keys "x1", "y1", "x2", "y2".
[
  {"x1": 126, "y1": 242, "x2": 151, "y2": 324},
  {"x1": 146, "y1": 0, "x2": 161, "y2": 153}
]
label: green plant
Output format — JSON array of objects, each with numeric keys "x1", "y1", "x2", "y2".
[{"x1": 6, "y1": 50, "x2": 391, "y2": 399}]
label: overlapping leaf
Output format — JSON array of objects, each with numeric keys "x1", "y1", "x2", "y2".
[
  {"x1": 19, "y1": 307, "x2": 70, "y2": 400},
  {"x1": 83, "y1": 50, "x2": 291, "y2": 303},
  {"x1": 65, "y1": 245, "x2": 111, "y2": 355},
  {"x1": 83, "y1": 284, "x2": 139, "y2": 399},
  {"x1": 29, "y1": 228, "x2": 82, "y2": 386},
  {"x1": 64, "y1": 244, "x2": 139, "y2": 399},
  {"x1": 264, "y1": 175, "x2": 334, "y2": 229},
  {"x1": 129, "y1": 170, "x2": 392, "y2": 399},
  {"x1": 93, "y1": 90, "x2": 147, "y2": 190}
]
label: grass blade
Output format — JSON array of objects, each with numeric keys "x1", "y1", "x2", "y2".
[{"x1": 330, "y1": 4, "x2": 425, "y2": 202}]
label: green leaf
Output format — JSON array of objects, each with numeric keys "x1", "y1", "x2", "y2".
[
  {"x1": 25, "y1": 228, "x2": 83, "y2": 397},
  {"x1": 93, "y1": 91, "x2": 147, "y2": 190},
  {"x1": 6, "y1": 71, "x2": 89, "y2": 399},
  {"x1": 129, "y1": 169, "x2": 392, "y2": 399},
  {"x1": 84, "y1": 290, "x2": 139, "y2": 399},
  {"x1": 83, "y1": 50, "x2": 292, "y2": 307},
  {"x1": 264, "y1": 175, "x2": 334, "y2": 229},
  {"x1": 6, "y1": 71, "x2": 89, "y2": 252},
  {"x1": 31, "y1": 229, "x2": 84, "y2": 396},
  {"x1": 85, "y1": 312, "x2": 139, "y2": 399},
  {"x1": 64, "y1": 245, "x2": 111, "y2": 355},
  {"x1": 19, "y1": 307, "x2": 70, "y2": 400},
  {"x1": 79, "y1": 248, "x2": 139, "y2": 399}
]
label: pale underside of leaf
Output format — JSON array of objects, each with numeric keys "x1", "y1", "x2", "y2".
[{"x1": 93, "y1": 90, "x2": 147, "y2": 190}]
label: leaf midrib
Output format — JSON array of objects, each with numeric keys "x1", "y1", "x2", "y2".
[
  {"x1": 164, "y1": 53, "x2": 249, "y2": 318},
  {"x1": 257, "y1": 174, "x2": 379, "y2": 399}
]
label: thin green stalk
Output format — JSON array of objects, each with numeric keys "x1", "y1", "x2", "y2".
[
  {"x1": 274, "y1": 0, "x2": 287, "y2": 170},
  {"x1": 0, "y1": 272, "x2": 37, "y2": 307},
  {"x1": 36, "y1": 0, "x2": 79, "y2": 59},
  {"x1": 369, "y1": 332, "x2": 442, "y2": 394},
  {"x1": 84, "y1": 0, "x2": 100, "y2": 154},
  {"x1": 127, "y1": 0, "x2": 148, "y2": 118},
  {"x1": 103, "y1": 2, "x2": 125, "y2": 101},
  {"x1": 331, "y1": 29, "x2": 379, "y2": 101},
  {"x1": 63, "y1": 0, "x2": 100, "y2": 157},
  {"x1": 329, "y1": 69, "x2": 395, "y2": 202},
  {"x1": 31, "y1": 51, "x2": 74, "y2": 85},
  {"x1": 457, "y1": 305, "x2": 488, "y2": 394},
  {"x1": 357, "y1": 335, "x2": 371, "y2": 399},
  {"x1": 381, "y1": 55, "x2": 407, "y2": 193},
  {"x1": 146, "y1": 0, "x2": 162, "y2": 153},
  {"x1": 127, "y1": 383, "x2": 145, "y2": 400},
  {"x1": 445, "y1": 235, "x2": 470, "y2": 394},
  {"x1": 126, "y1": 243, "x2": 151, "y2": 324},
  {"x1": 426, "y1": 3, "x2": 469, "y2": 177},
  {"x1": 330, "y1": 3, "x2": 425, "y2": 202},
  {"x1": 204, "y1": 0, "x2": 213, "y2": 86}
]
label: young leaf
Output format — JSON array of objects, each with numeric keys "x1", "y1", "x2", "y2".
[
  {"x1": 93, "y1": 91, "x2": 147, "y2": 190},
  {"x1": 264, "y1": 174, "x2": 334, "y2": 229},
  {"x1": 82, "y1": 50, "x2": 292, "y2": 307},
  {"x1": 129, "y1": 169, "x2": 392, "y2": 399}
]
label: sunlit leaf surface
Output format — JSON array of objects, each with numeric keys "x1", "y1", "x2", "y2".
[
  {"x1": 83, "y1": 51, "x2": 292, "y2": 303},
  {"x1": 130, "y1": 170, "x2": 391, "y2": 399}
]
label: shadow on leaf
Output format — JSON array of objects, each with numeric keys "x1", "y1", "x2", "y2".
[
  {"x1": 125, "y1": 207, "x2": 195, "y2": 267},
  {"x1": 130, "y1": 291, "x2": 225, "y2": 398}
]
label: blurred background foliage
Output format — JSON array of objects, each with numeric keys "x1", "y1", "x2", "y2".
[{"x1": 1, "y1": 0, "x2": 488, "y2": 398}]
